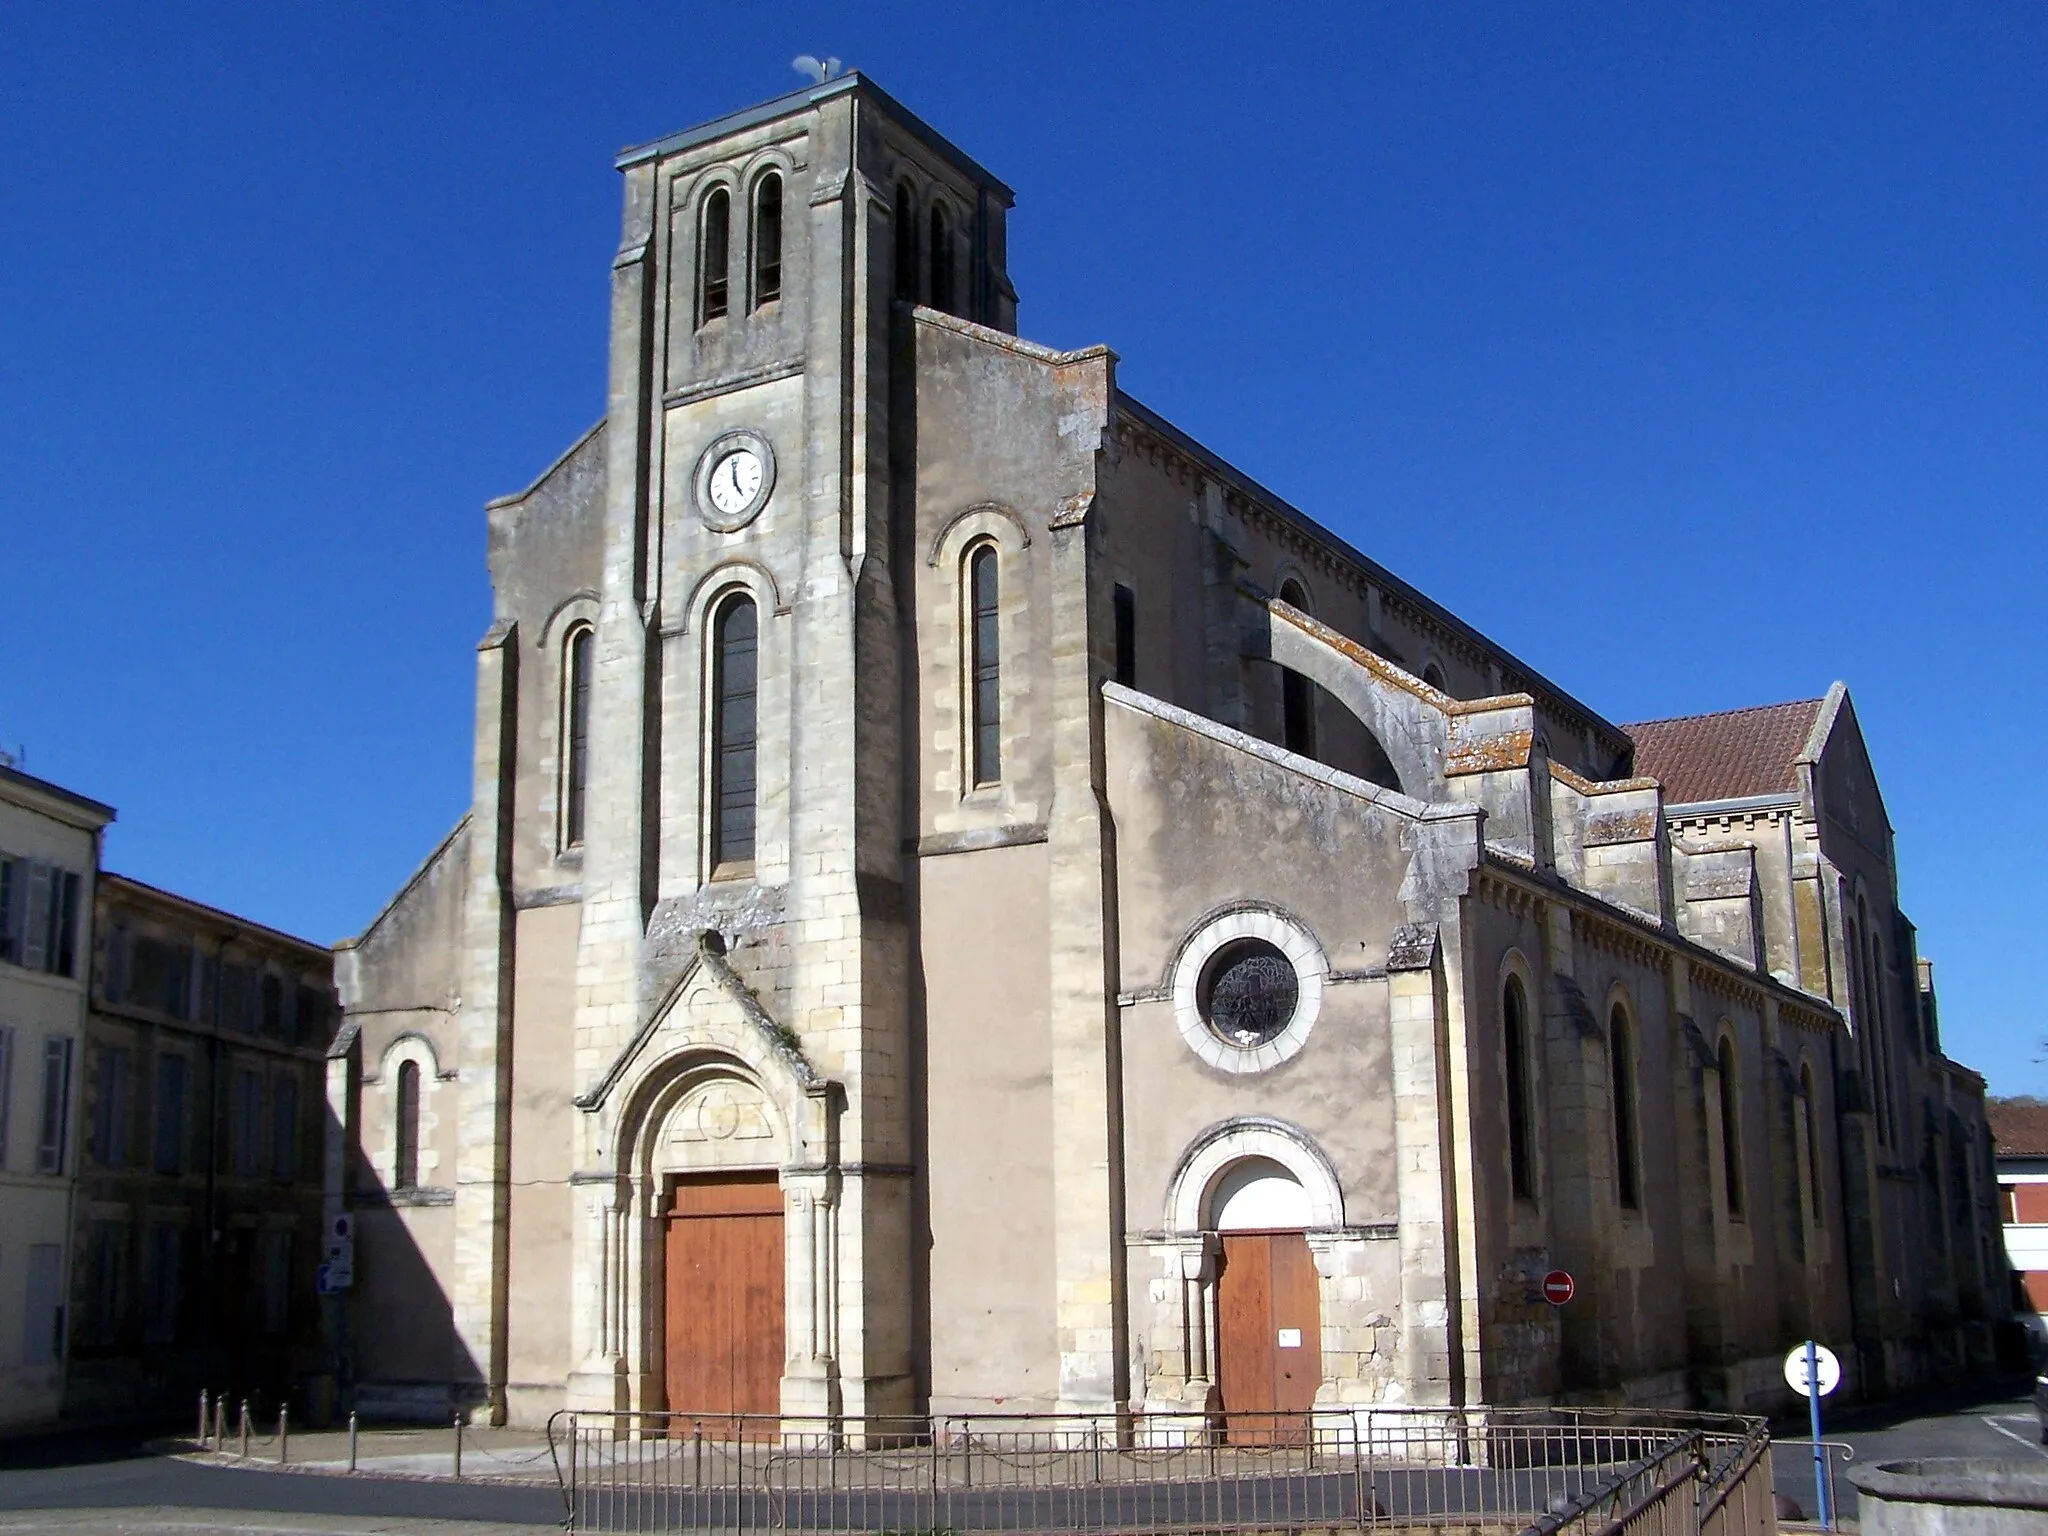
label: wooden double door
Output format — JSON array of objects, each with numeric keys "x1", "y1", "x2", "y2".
[
  {"x1": 664, "y1": 1172, "x2": 785, "y2": 1428},
  {"x1": 1216, "y1": 1230, "x2": 1321, "y2": 1443}
]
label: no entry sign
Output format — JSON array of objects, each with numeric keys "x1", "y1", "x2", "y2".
[{"x1": 1541, "y1": 1270, "x2": 1575, "y2": 1306}]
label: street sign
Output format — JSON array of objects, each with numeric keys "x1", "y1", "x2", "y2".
[
  {"x1": 1784, "y1": 1341, "x2": 1840, "y2": 1399},
  {"x1": 320, "y1": 1212, "x2": 355, "y2": 1294},
  {"x1": 1541, "y1": 1270, "x2": 1575, "y2": 1306},
  {"x1": 317, "y1": 1259, "x2": 352, "y2": 1295}
]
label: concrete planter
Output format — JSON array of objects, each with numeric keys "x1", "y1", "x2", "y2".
[{"x1": 1845, "y1": 1458, "x2": 2048, "y2": 1535}]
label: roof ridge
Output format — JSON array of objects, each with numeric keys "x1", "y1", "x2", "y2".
[{"x1": 1622, "y1": 697, "x2": 1826, "y2": 731}]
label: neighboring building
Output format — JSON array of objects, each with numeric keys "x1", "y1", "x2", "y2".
[
  {"x1": 64, "y1": 873, "x2": 337, "y2": 1423},
  {"x1": 1628, "y1": 695, "x2": 2003, "y2": 1395},
  {"x1": 1990, "y1": 1098, "x2": 2048, "y2": 1345},
  {"x1": 329, "y1": 76, "x2": 2002, "y2": 1427},
  {"x1": 0, "y1": 763, "x2": 114, "y2": 1432}
]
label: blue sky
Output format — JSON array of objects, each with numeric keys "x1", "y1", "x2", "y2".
[{"x1": 4, "y1": 5, "x2": 2043, "y2": 1091}]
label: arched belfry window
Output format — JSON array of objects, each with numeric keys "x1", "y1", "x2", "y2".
[
  {"x1": 1278, "y1": 580, "x2": 1315, "y2": 757},
  {"x1": 563, "y1": 625, "x2": 594, "y2": 849},
  {"x1": 752, "y1": 173, "x2": 782, "y2": 307},
  {"x1": 968, "y1": 545, "x2": 1001, "y2": 786},
  {"x1": 894, "y1": 181, "x2": 919, "y2": 301},
  {"x1": 710, "y1": 593, "x2": 759, "y2": 872},
  {"x1": 929, "y1": 201, "x2": 954, "y2": 315},
  {"x1": 1799, "y1": 1062, "x2": 1823, "y2": 1230},
  {"x1": 700, "y1": 188, "x2": 731, "y2": 323},
  {"x1": 1609, "y1": 1004, "x2": 1641, "y2": 1209},
  {"x1": 1717, "y1": 1035, "x2": 1745, "y2": 1217},
  {"x1": 1504, "y1": 975, "x2": 1535, "y2": 1200},
  {"x1": 395, "y1": 1060, "x2": 420, "y2": 1191}
]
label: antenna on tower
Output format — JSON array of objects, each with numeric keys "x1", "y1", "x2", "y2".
[{"x1": 792, "y1": 55, "x2": 843, "y2": 85}]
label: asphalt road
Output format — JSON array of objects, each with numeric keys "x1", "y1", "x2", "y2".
[
  {"x1": 1767, "y1": 1379, "x2": 2046, "y2": 1522},
  {"x1": 0, "y1": 1426, "x2": 562, "y2": 1533}
]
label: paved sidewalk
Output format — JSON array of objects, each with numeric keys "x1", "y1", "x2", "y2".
[{"x1": 176, "y1": 1426, "x2": 560, "y2": 1486}]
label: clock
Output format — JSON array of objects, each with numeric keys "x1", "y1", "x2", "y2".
[{"x1": 692, "y1": 430, "x2": 776, "y2": 532}]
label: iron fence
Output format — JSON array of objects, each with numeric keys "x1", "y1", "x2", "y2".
[{"x1": 547, "y1": 1405, "x2": 1775, "y2": 1535}]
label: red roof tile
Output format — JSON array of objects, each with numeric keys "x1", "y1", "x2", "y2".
[
  {"x1": 1622, "y1": 699, "x2": 1824, "y2": 806},
  {"x1": 1989, "y1": 1099, "x2": 2048, "y2": 1158}
]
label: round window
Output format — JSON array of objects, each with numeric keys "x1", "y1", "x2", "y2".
[{"x1": 1198, "y1": 938, "x2": 1300, "y2": 1048}]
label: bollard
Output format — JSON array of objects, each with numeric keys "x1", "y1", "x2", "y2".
[
  {"x1": 692, "y1": 1422, "x2": 703, "y2": 1488},
  {"x1": 348, "y1": 1411, "x2": 358, "y2": 1474},
  {"x1": 278, "y1": 1405, "x2": 288, "y2": 1465},
  {"x1": 239, "y1": 1401, "x2": 250, "y2": 1458},
  {"x1": 453, "y1": 1414, "x2": 463, "y2": 1481},
  {"x1": 214, "y1": 1395, "x2": 226, "y2": 1448},
  {"x1": 198, "y1": 1390, "x2": 210, "y2": 1449}
]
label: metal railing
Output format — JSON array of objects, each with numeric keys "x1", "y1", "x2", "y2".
[{"x1": 546, "y1": 1405, "x2": 1776, "y2": 1534}]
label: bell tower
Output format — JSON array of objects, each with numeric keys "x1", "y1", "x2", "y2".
[{"x1": 558, "y1": 77, "x2": 1016, "y2": 1420}]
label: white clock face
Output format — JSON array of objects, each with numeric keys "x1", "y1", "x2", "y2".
[{"x1": 707, "y1": 448, "x2": 764, "y2": 516}]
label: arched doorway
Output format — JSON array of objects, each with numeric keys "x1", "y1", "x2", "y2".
[{"x1": 1209, "y1": 1157, "x2": 1320, "y2": 1442}]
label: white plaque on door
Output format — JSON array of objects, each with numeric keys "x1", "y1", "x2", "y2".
[{"x1": 1276, "y1": 1328, "x2": 1302, "y2": 1348}]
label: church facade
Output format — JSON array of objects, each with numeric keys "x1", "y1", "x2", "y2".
[{"x1": 326, "y1": 76, "x2": 2005, "y2": 1428}]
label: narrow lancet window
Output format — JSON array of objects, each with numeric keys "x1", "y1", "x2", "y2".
[
  {"x1": 395, "y1": 1060, "x2": 420, "y2": 1191},
  {"x1": 753, "y1": 173, "x2": 782, "y2": 307},
  {"x1": 1505, "y1": 976, "x2": 1534, "y2": 1200},
  {"x1": 1113, "y1": 583, "x2": 1137, "y2": 688},
  {"x1": 1610, "y1": 1006, "x2": 1640, "y2": 1209},
  {"x1": 700, "y1": 188, "x2": 730, "y2": 322},
  {"x1": 1718, "y1": 1036, "x2": 1745, "y2": 1216},
  {"x1": 564, "y1": 626, "x2": 593, "y2": 848},
  {"x1": 929, "y1": 201, "x2": 954, "y2": 314},
  {"x1": 894, "y1": 181, "x2": 919, "y2": 301},
  {"x1": 1279, "y1": 580, "x2": 1314, "y2": 757},
  {"x1": 711, "y1": 594, "x2": 759, "y2": 870},
  {"x1": 969, "y1": 546, "x2": 1001, "y2": 785}
]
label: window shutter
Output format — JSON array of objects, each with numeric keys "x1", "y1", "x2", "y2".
[
  {"x1": 22, "y1": 861, "x2": 51, "y2": 972},
  {"x1": 0, "y1": 857, "x2": 18, "y2": 964},
  {"x1": 0, "y1": 1027, "x2": 13, "y2": 1167},
  {"x1": 37, "y1": 1037, "x2": 72, "y2": 1174}
]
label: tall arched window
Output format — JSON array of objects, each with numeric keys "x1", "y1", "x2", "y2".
[
  {"x1": 1278, "y1": 580, "x2": 1314, "y2": 757},
  {"x1": 968, "y1": 545, "x2": 1001, "y2": 786},
  {"x1": 710, "y1": 594, "x2": 759, "y2": 871},
  {"x1": 1609, "y1": 1005, "x2": 1640, "y2": 1209},
  {"x1": 752, "y1": 173, "x2": 782, "y2": 307},
  {"x1": 929, "y1": 201, "x2": 954, "y2": 314},
  {"x1": 1799, "y1": 1062, "x2": 1823, "y2": 1230},
  {"x1": 1421, "y1": 661, "x2": 1447, "y2": 693},
  {"x1": 1717, "y1": 1035, "x2": 1744, "y2": 1217},
  {"x1": 563, "y1": 625, "x2": 593, "y2": 849},
  {"x1": 1865, "y1": 925, "x2": 1894, "y2": 1148},
  {"x1": 1504, "y1": 975, "x2": 1535, "y2": 1200},
  {"x1": 700, "y1": 188, "x2": 731, "y2": 323},
  {"x1": 894, "y1": 181, "x2": 919, "y2": 301},
  {"x1": 395, "y1": 1060, "x2": 420, "y2": 1191}
]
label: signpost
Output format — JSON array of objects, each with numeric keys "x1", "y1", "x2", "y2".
[
  {"x1": 1541, "y1": 1270, "x2": 1575, "y2": 1306},
  {"x1": 1784, "y1": 1340, "x2": 1840, "y2": 1531},
  {"x1": 319, "y1": 1213, "x2": 355, "y2": 1296}
]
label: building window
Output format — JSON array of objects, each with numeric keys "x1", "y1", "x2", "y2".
[
  {"x1": 36, "y1": 1036, "x2": 72, "y2": 1174},
  {"x1": 143, "y1": 1222, "x2": 184, "y2": 1343},
  {"x1": 700, "y1": 187, "x2": 731, "y2": 323},
  {"x1": 295, "y1": 983, "x2": 330, "y2": 1048},
  {"x1": 0, "y1": 1025, "x2": 12, "y2": 1170},
  {"x1": 221, "y1": 962, "x2": 257, "y2": 1034},
  {"x1": 395, "y1": 1059, "x2": 421, "y2": 1190},
  {"x1": 21, "y1": 1243, "x2": 62, "y2": 1366},
  {"x1": 1504, "y1": 975, "x2": 1535, "y2": 1201},
  {"x1": 1113, "y1": 583, "x2": 1137, "y2": 689},
  {"x1": 968, "y1": 545, "x2": 1001, "y2": 786},
  {"x1": 89, "y1": 1044, "x2": 131, "y2": 1168},
  {"x1": 0, "y1": 857, "x2": 81, "y2": 977},
  {"x1": 710, "y1": 593, "x2": 759, "y2": 872},
  {"x1": 563, "y1": 624, "x2": 594, "y2": 849},
  {"x1": 1421, "y1": 661, "x2": 1447, "y2": 692},
  {"x1": 232, "y1": 1067, "x2": 263, "y2": 1179},
  {"x1": 1717, "y1": 1035, "x2": 1745, "y2": 1217},
  {"x1": 752, "y1": 172, "x2": 782, "y2": 307},
  {"x1": 153, "y1": 1052, "x2": 187, "y2": 1176},
  {"x1": 1609, "y1": 1006, "x2": 1640, "y2": 1210},
  {"x1": 271, "y1": 1073, "x2": 298, "y2": 1183},
  {"x1": 1800, "y1": 1062, "x2": 1823, "y2": 1231},
  {"x1": 929, "y1": 200, "x2": 954, "y2": 314},
  {"x1": 894, "y1": 180, "x2": 918, "y2": 301},
  {"x1": 260, "y1": 973, "x2": 285, "y2": 1038},
  {"x1": 128, "y1": 935, "x2": 193, "y2": 1019},
  {"x1": 1278, "y1": 581, "x2": 1314, "y2": 757},
  {"x1": 1198, "y1": 939, "x2": 1299, "y2": 1048},
  {"x1": 80, "y1": 1218, "x2": 127, "y2": 1348}
]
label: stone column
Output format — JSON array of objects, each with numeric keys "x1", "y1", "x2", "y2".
[{"x1": 1387, "y1": 925, "x2": 1456, "y2": 1402}]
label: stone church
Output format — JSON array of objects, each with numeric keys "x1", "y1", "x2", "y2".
[{"x1": 327, "y1": 75, "x2": 2005, "y2": 1428}]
